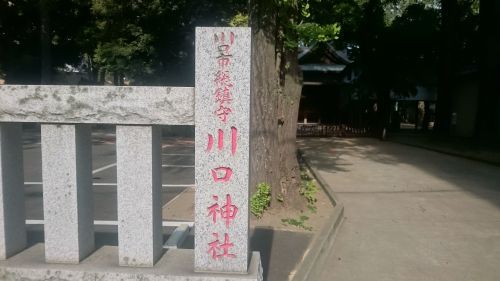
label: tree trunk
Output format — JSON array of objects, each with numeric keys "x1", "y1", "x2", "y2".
[
  {"x1": 435, "y1": 0, "x2": 459, "y2": 134},
  {"x1": 376, "y1": 90, "x2": 391, "y2": 140},
  {"x1": 475, "y1": 0, "x2": 500, "y2": 140},
  {"x1": 98, "y1": 69, "x2": 106, "y2": 85},
  {"x1": 422, "y1": 101, "x2": 431, "y2": 131},
  {"x1": 40, "y1": 0, "x2": 51, "y2": 84},
  {"x1": 249, "y1": 0, "x2": 279, "y2": 198},
  {"x1": 113, "y1": 72, "x2": 119, "y2": 85},
  {"x1": 277, "y1": 50, "x2": 303, "y2": 206},
  {"x1": 249, "y1": 0, "x2": 304, "y2": 209}
]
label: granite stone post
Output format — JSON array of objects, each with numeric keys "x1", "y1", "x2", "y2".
[
  {"x1": 195, "y1": 27, "x2": 252, "y2": 273},
  {"x1": 41, "y1": 124, "x2": 94, "y2": 263},
  {"x1": 0, "y1": 123, "x2": 26, "y2": 259},
  {"x1": 0, "y1": 86, "x2": 195, "y2": 125},
  {"x1": 116, "y1": 125, "x2": 162, "y2": 267}
]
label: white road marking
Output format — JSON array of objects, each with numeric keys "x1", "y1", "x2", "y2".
[
  {"x1": 25, "y1": 219, "x2": 193, "y2": 227},
  {"x1": 162, "y1": 187, "x2": 193, "y2": 209},
  {"x1": 92, "y1": 163, "x2": 117, "y2": 174},
  {"x1": 90, "y1": 162, "x2": 194, "y2": 175},
  {"x1": 24, "y1": 182, "x2": 43, "y2": 185}
]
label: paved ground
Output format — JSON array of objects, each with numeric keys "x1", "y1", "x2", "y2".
[
  {"x1": 298, "y1": 137, "x2": 500, "y2": 281},
  {"x1": 22, "y1": 125, "x2": 195, "y2": 221},
  {"x1": 388, "y1": 132, "x2": 500, "y2": 165}
]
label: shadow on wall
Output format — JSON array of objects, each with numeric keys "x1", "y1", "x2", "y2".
[
  {"x1": 250, "y1": 228, "x2": 273, "y2": 280},
  {"x1": 26, "y1": 225, "x2": 179, "y2": 250},
  {"x1": 162, "y1": 125, "x2": 194, "y2": 138}
]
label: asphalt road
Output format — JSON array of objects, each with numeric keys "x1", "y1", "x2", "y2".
[{"x1": 22, "y1": 125, "x2": 195, "y2": 222}]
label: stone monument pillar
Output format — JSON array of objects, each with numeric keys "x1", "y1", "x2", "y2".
[{"x1": 194, "y1": 27, "x2": 252, "y2": 273}]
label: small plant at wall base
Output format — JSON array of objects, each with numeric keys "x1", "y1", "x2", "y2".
[
  {"x1": 281, "y1": 169, "x2": 319, "y2": 231},
  {"x1": 281, "y1": 215, "x2": 312, "y2": 231},
  {"x1": 299, "y1": 170, "x2": 319, "y2": 209},
  {"x1": 250, "y1": 182, "x2": 272, "y2": 218}
]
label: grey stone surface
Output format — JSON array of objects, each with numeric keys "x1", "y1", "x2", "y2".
[
  {"x1": 0, "y1": 244, "x2": 263, "y2": 281},
  {"x1": 298, "y1": 138, "x2": 500, "y2": 281},
  {"x1": 0, "y1": 124, "x2": 26, "y2": 259},
  {"x1": 41, "y1": 124, "x2": 95, "y2": 263},
  {"x1": 194, "y1": 27, "x2": 252, "y2": 273},
  {"x1": 0, "y1": 85, "x2": 194, "y2": 125},
  {"x1": 116, "y1": 125, "x2": 162, "y2": 267}
]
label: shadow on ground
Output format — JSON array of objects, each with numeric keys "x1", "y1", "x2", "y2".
[
  {"x1": 297, "y1": 137, "x2": 500, "y2": 208},
  {"x1": 181, "y1": 226, "x2": 312, "y2": 281}
]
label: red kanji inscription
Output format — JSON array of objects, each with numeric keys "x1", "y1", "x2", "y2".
[
  {"x1": 207, "y1": 233, "x2": 220, "y2": 260},
  {"x1": 214, "y1": 31, "x2": 235, "y2": 46},
  {"x1": 214, "y1": 86, "x2": 233, "y2": 105},
  {"x1": 214, "y1": 105, "x2": 232, "y2": 123},
  {"x1": 218, "y1": 233, "x2": 236, "y2": 259},
  {"x1": 220, "y1": 194, "x2": 238, "y2": 228},
  {"x1": 207, "y1": 195, "x2": 220, "y2": 224},
  {"x1": 207, "y1": 194, "x2": 239, "y2": 227},
  {"x1": 207, "y1": 232, "x2": 236, "y2": 260},
  {"x1": 206, "y1": 127, "x2": 237, "y2": 155},
  {"x1": 211, "y1": 167, "x2": 233, "y2": 183},
  {"x1": 214, "y1": 70, "x2": 233, "y2": 88}
]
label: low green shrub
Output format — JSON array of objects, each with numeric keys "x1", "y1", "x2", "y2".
[
  {"x1": 250, "y1": 182, "x2": 272, "y2": 218},
  {"x1": 299, "y1": 171, "x2": 319, "y2": 206}
]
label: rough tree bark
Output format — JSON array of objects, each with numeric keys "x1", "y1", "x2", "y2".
[{"x1": 249, "y1": 0, "x2": 304, "y2": 209}]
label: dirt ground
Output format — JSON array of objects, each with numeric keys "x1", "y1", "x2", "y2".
[
  {"x1": 164, "y1": 164, "x2": 334, "y2": 233},
  {"x1": 250, "y1": 172, "x2": 334, "y2": 233},
  {"x1": 164, "y1": 173, "x2": 334, "y2": 234}
]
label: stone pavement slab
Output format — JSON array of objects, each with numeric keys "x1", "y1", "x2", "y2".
[
  {"x1": 388, "y1": 133, "x2": 500, "y2": 166},
  {"x1": 298, "y1": 137, "x2": 500, "y2": 281}
]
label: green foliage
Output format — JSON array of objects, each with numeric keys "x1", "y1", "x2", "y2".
[
  {"x1": 300, "y1": 2, "x2": 311, "y2": 18},
  {"x1": 307, "y1": 204, "x2": 317, "y2": 214},
  {"x1": 250, "y1": 183, "x2": 272, "y2": 218},
  {"x1": 276, "y1": 0, "x2": 341, "y2": 50},
  {"x1": 0, "y1": 0, "x2": 93, "y2": 83},
  {"x1": 0, "y1": 0, "x2": 481, "y2": 95},
  {"x1": 281, "y1": 215, "x2": 312, "y2": 231},
  {"x1": 294, "y1": 22, "x2": 341, "y2": 46},
  {"x1": 384, "y1": 0, "x2": 440, "y2": 24},
  {"x1": 299, "y1": 170, "x2": 319, "y2": 207},
  {"x1": 229, "y1": 12, "x2": 249, "y2": 27},
  {"x1": 90, "y1": 0, "x2": 163, "y2": 83},
  {"x1": 93, "y1": 27, "x2": 155, "y2": 79},
  {"x1": 353, "y1": 0, "x2": 442, "y2": 101},
  {"x1": 0, "y1": 0, "x2": 249, "y2": 84}
]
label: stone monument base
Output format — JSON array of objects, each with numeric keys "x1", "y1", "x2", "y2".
[{"x1": 0, "y1": 244, "x2": 263, "y2": 281}]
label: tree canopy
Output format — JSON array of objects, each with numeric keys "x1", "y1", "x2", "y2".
[
  {"x1": 0, "y1": 0, "x2": 482, "y2": 88},
  {"x1": 0, "y1": 0, "x2": 494, "y2": 206}
]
